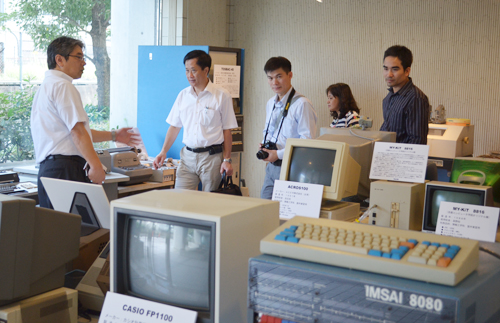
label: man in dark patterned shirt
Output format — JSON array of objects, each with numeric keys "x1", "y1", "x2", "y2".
[{"x1": 380, "y1": 45, "x2": 429, "y2": 144}]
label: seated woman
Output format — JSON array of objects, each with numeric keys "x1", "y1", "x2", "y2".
[{"x1": 327, "y1": 83, "x2": 360, "y2": 128}]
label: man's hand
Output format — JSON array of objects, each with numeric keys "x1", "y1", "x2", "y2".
[
  {"x1": 220, "y1": 161, "x2": 233, "y2": 176},
  {"x1": 263, "y1": 149, "x2": 279, "y2": 163},
  {"x1": 115, "y1": 127, "x2": 141, "y2": 147},
  {"x1": 88, "y1": 165, "x2": 106, "y2": 184},
  {"x1": 153, "y1": 152, "x2": 166, "y2": 170}
]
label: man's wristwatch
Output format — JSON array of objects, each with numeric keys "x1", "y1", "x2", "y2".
[
  {"x1": 223, "y1": 158, "x2": 232, "y2": 164},
  {"x1": 111, "y1": 130, "x2": 116, "y2": 142}
]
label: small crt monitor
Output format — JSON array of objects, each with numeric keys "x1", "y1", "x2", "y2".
[
  {"x1": 279, "y1": 138, "x2": 361, "y2": 202},
  {"x1": 422, "y1": 181, "x2": 494, "y2": 233},
  {"x1": 110, "y1": 189, "x2": 279, "y2": 323}
]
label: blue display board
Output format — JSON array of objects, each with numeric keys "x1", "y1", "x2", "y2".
[{"x1": 137, "y1": 45, "x2": 208, "y2": 159}]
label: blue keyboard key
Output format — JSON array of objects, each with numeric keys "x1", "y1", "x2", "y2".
[
  {"x1": 431, "y1": 242, "x2": 440, "y2": 247},
  {"x1": 286, "y1": 237, "x2": 300, "y2": 243},
  {"x1": 399, "y1": 246, "x2": 409, "y2": 253},
  {"x1": 422, "y1": 241, "x2": 431, "y2": 246},
  {"x1": 275, "y1": 235, "x2": 287, "y2": 241},
  {"x1": 289, "y1": 225, "x2": 298, "y2": 230},
  {"x1": 368, "y1": 250, "x2": 382, "y2": 257},
  {"x1": 444, "y1": 251, "x2": 456, "y2": 259},
  {"x1": 450, "y1": 245, "x2": 461, "y2": 252},
  {"x1": 391, "y1": 248, "x2": 404, "y2": 255},
  {"x1": 284, "y1": 228, "x2": 296, "y2": 233},
  {"x1": 391, "y1": 253, "x2": 402, "y2": 260},
  {"x1": 280, "y1": 230, "x2": 294, "y2": 237},
  {"x1": 408, "y1": 239, "x2": 418, "y2": 245},
  {"x1": 441, "y1": 244, "x2": 450, "y2": 249},
  {"x1": 382, "y1": 252, "x2": 391, "y2": 258}
]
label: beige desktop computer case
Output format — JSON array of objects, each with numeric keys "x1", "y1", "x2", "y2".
[{"x1": 368, "y1": 180, "x2": 426, "y2": 230}]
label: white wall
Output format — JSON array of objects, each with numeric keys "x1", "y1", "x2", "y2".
[
  {"x1": 230, "y1": 0, "x2": 500, "y2": 197},
  {"x1": 110, "y1": 0, "x2": 156, "y2": 129}
]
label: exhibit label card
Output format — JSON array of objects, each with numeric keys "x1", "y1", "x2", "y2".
[
  {"x1": 435, "y1": 201, "x2": 500, "y2": 242},
  {"x1": 369, "y1": 142, "x2": 429, "y2": 183},
  {"x1": 98, "y1": 292, "x2": 197, "y2": 323},
  {"x1": 213, "y1": 64, "x2": 241, "y2": 98},
  {"x1": 272, "y1": 180, "x2": 323, "y2": 220}
]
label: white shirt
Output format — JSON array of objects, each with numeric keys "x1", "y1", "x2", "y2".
[
  {"x1": 31, "y1": 70, "x2": 91, "y2": 163},
  {"x1": 263, "y1": 87, "x2": 317, "y2": 160},
  {"x1": 166, "y1": 81, "x2": 238, "y2": 148}
]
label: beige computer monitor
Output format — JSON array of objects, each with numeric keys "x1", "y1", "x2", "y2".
[{"x1": 279, "y1": 138, "x2": 361, "y2": 202}]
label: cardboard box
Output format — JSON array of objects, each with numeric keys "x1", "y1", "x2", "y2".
[{"x1": 149, "y1": 168, "x2": 175, "y2": 183}]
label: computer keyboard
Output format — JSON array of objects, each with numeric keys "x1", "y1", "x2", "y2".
[
  {"x1": 0, "y1": 184, "x2": 18, "y2": 194},
  {"x1": 260, "y1": 216, "x2": 479, "y2": 286}
]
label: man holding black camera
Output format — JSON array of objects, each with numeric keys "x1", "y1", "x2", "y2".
[{"x1": 259, "y1": 57, "x2": 317, "y2": 199}]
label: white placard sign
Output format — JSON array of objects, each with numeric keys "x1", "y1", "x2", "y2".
[
  {"x1": 272, "y1": 180, "x2": 323, "y2": 220},
  {"x1": 213, "y1": 64, "x2": 241, "y2": 98},
  {"x1": 369, "y1": 142, "x2": 429, "y2": 183},
  {"x1": 435, "y1": 201, "x2": 500, "y2": 242},
  {"x1": 98, "y1": 292, "x2": 197, "y2": 323}
]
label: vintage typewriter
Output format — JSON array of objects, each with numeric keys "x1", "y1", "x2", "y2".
[{"x1": 108, "y1": 147, "x2": 152, "y2": 185}]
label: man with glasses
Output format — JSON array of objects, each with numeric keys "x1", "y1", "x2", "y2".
[{"x1": 31, "y1": 36, "x2": 139, "y2": 208}]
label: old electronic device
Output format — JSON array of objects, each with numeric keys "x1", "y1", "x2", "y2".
[
  {"x1": 0, "y1": 194, "x2": 80, "y2": 306},
  {"x1": 451, "y1": 156, "x2": 500, "y2": 206},
  {"x1": 110, "y1": 190, "x2": 279, "y2": 323},
  {"x1": 41, "y1": 177, "x2": 110, "y2": 229},
  {"x1": 279, "y1": 138, "x2": 361, "y2": 202},
  {"x1": 249, "y1": 241, "x2": 500, "y2": 323},
  {"x1": 427, "y1": 123, "x2": 474, "y2": 158},
  {"x1": 95, "y1": 149, "x2": 111, "y2": 173},
  {"x1": 318, "y1": 128, "x2": 397, "y2": 198},
  {"x1": 422, "y1": 181, "x2": 494, "y2": 233},
  {"x1": 76, "y1": 242, "x2": 110, "y2": 312},
  {"x1": 368, "y1": 180, "x2": 426, "y2": 230},
  {"x1": 261, "y1": 216, "x2": 479, "y2": 286},
  {"x1": 0, "y1": 288, "x2": 77, "y2": 323},
  {"x1": 110, "y1": 149, "x2": 152, "y2": 185}
]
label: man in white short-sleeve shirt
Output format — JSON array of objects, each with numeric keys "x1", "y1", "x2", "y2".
[
  {"x1": 153, "y1": 50, "x2": 238, "y2": 192},
  {"x1": 31, "y1": 36, "x2": 139, "y2": 208}
]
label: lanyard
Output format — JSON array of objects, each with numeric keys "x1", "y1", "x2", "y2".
[{"x1": 263, "y1": 88, "x2": 296, "y2": 144}]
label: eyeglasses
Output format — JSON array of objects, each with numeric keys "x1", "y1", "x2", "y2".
[{"x1": 68, "y1": 55, "x2": 86, "y2": 62}]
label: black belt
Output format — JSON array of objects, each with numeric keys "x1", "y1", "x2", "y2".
[
  {"x1": 42, "y1": 154, "x2": 86, "y2": 164},
  {"x1": 185, "y1": 144, "x2": 223, "y2": 154},
  {"x1": 272, "y1": 159, "x2": 282, "y2": 167}
]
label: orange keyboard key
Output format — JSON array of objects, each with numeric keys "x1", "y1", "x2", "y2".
[
  {"x1": 437, "y1": 257, "x2": 452, "y2": 267},
  {"x1": 400, "y1": 241, "x2": 415, "y2": 249}
]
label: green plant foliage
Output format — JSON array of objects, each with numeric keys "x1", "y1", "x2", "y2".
[
  {"x1": 0, "y1": 87, "x2": 36, "y2": 163},
  {"x1": 0, "y1": 86, "x2": 112, "y2": 162}
]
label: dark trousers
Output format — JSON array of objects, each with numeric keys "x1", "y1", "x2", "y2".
[{"x1": 37, "y1": 155, "x2": 89, "y2": 209}]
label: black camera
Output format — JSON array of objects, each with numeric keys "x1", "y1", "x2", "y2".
[{"x1": 256, "y1": 141, "x2": 277, "y2": 160}]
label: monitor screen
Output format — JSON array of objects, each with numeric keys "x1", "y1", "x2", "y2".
[
  {"x1": 126, "y1": 215, "x2": 214, "y2": 311},
  {"x1": 422, "y1": 182, "x2": 494, "y2": 233},
  {"x1": 288, "y1": 147, "x2": 335, "y2": 186},
  {"x1": 110, "y1": 189, "x2": 279, "y2": 323},
  {"x1": 280, "y1": 138, "x2": 361, "y2": 202}
]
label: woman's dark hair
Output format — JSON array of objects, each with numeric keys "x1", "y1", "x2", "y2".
[
  {"x1": 47, "y1": 36, "x2": 85, "y2": 69},
  {"x1": 326, "y1": 83, "x2": 360, "y2": 120}
]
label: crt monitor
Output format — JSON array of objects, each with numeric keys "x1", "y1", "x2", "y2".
[
  {"x1": 110, "y1": 189, "x2": 279, "y2": 323},
  {"x1": 422, "y1": 181, "x2": 494, "y2": 233},
  {"x1": 0, "y1": 194, "x2": 80, "y2": 306},
  {"x1": 279, "y1": 138, "x2": 361, "y2": 202},
  {"x1": 318, "y1": 127, "x2": 397, "y2": 198}
]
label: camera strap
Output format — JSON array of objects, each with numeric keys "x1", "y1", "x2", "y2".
[{"x1": 263, "y1": 88, "x2": 296, "y2": 144}]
